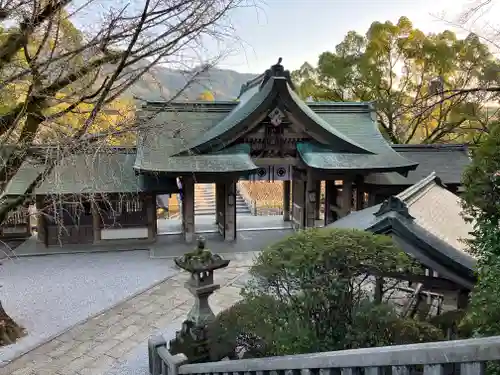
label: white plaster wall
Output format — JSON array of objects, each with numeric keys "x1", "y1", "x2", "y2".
[{"x1": 101, "y1": 227, "x2": 149, "y2": 240}]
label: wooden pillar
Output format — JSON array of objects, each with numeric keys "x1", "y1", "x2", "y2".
[
  {"x1": 91, "y1": 200, "x2": 101, "y2": 243},
  {"x1": 367, "y1": 190, "x2": 377, "y2": 208},
  {"x1": 324, "y1": 180, "x2": 339, "y2": 226},
  {"x1": 355, "y1": 176, "x2": 365, "y2": 211},
  {"x1": 314, "y1": 180, "x2": 321, "y2": 220},
  {"x1": 215, "y1": 183, "x2": 221, "y2": 225},
  {"x1": 224, "y1": 179, "x2": 237, "y2": 241},
  {"x1": 305, "y1": 169, "x2": 316, "y2": 228},
  {"x1": 215, "y1": 182, "x2": 224, "y2": 235},
  {"x1": 291, "y1": 169, "x2": 306, "y2": 230},
  {"x1": 146, "y1": 194, "x2": 157, "y2": 241},
  {"x1": 457, "y1": 289, "x2": 470, "y2": 310},
  {"x1": 36, "y1": 196, "x2": 47, "y2": 246},
  {"x1": 283, "y1": 180, "x2": 291, "y2": 222},
  {"x1": 183, "y1": 176, "x2": 195, "y2": 243},
  {"x1": 339, "y1": 177, "x2": 354, "y2": 217}
]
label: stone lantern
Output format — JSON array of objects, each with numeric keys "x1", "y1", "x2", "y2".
[{"x1": 169, "y1": 236, "x2": 230, "y2": 363}]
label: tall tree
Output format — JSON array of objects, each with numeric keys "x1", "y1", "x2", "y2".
[
  {"x1": 0, "y1": 0, "x2": 247, "y2": 345},
  {"x1": 292, "y1": 17, "x2": 500, "y2": 144},
  {"x1": 423, "y1": 0, "x2": 500, "y2": 144},
  {"x1": 461, "y1": 123, "x2": 500, "y2": 375},
  {"x1": 448, "y1": 4, "x2": 500, "y2": 367}
]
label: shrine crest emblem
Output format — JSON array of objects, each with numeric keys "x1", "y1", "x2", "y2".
[{"x1": 268, "y1": 107, "x2": 284, "y2": 126}]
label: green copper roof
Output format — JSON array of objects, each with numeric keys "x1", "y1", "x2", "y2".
[
  {"x1": 314, "y1": 108, "x2": 396, "y2": 155},
  {"x1": 286, "y1": 88, "x2": 371, "y2": 153},
  {"x1": 296, "y1": 142, "x2": 418, "y2": 172},
  {"x1": 179, "y1": 81, "x2": 274, "y2": 153},
  {"x1": 178, "y1": 77, "x2": 371, "y2": 155},
  {"x1": 4, "y1": 150, "x2": 174, "y2": 196},
  {"x1": 136, "y1": 105, "x2": 229, "y2": 159},
  {"x1": 134, "y1": 144, "x2": 257, "y2": 173},
  {"x1": 135, "y1": 62, "x2": 420, "y2": 174}
]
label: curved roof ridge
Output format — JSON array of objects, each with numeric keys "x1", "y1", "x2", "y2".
[
  {"x1": 177, "y1": 76, "x2": 376, "y2": 156},
  {"x1": 177, "y1": 76, "x2": 277, "y2": 154},
  {"x1": 238, "y1": 73, "x2": 265, "y2": 98}
]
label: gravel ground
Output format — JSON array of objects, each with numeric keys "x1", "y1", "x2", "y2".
[{"x1": 0, "y1": 251, "x2": 179, "y2": 363}]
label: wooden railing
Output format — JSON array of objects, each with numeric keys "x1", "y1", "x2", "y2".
[{"x1": 148, "y1": 335, "x2": 500, "y2": 375}]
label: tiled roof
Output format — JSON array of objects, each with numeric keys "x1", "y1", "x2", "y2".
[
  {"x1": 398, "y1": 173, "x2": 473, "y2": 253},
  {"x1": 365, "y1": 144, "x2": 470, "y2": 186}
]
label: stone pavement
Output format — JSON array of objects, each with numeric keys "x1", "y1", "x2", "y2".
[{"x1": 1, "y1": 258, "x2": 252, "y2": 375}]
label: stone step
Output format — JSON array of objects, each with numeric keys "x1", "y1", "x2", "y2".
[
  {"x1": 195, "y1": 197, "x2": 247, "y2": 205},
  {"x1": 194, "y1": 204, "x2": 249, "y2": 212},
  {"x1": 195, "y1": 209, "x2": 251, "y2": 216},
  {"x1": 195, "y1": 197, "x2": 248, "y2": 204},
  {"x1": 193, "y1": 183, "x2": 250, "y2": 215},
  {"x1": 195, "y1": 206, "x2": 251, "y2": 212}
]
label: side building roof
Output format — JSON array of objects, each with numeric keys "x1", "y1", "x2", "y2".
[
  {"x1": 364, "y1": 144, "x2": 470, "y2": 186},
  {"x1": 329, "y1": 172, "x2": 476, "y2": 289},
  {"x1": 2, "y1": 148, "x2": 178, "y2": 197}
]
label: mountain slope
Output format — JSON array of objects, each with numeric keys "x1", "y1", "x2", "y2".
[{"x1": 128, "y1": 65, "x2": 257, "y2": 101}]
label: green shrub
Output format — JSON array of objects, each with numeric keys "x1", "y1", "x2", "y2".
[
  {"x1": 346, "y1": 301, "x2": 443, "y2": 348},
  {"x1": 209, "y1": 296, "x2": 444, "y2": 358},
  {"x1": 208, "y1": 227, "x2": 444, "y2": 357}
]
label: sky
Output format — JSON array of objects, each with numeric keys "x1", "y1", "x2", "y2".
[{"x1": 212, "y1": 0, "x2": 500, "y2": 73}]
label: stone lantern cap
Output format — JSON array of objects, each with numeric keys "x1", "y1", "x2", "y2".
[{"x1": 174, "y1": 236, "x2": 230, "y2": 273}]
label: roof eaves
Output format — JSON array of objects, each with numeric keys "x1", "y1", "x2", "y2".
[
  {"x1": 306, "y1": 101, "x2": 373, "y2": 113},
  {"x1": 141, "y1": 101, "x2": 236, "y2": 113},
  {"x1": 392, "y1": 144, "x2": 469, "y2": 152}
]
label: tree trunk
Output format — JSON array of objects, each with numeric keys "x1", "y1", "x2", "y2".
[{"x1": 0, "y1": 301, "x2": 25, "y2": 346}]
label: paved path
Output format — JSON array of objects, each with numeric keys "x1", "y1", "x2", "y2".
[
  {"x1": 157, "y1": 214, "x2": 292, "y2": 235},
  {"x1": 1, "y1": 257, "x2": 252, "y2": 375},
  {"x1": 151, "y1": 230, "x2": 292, "y2": 258}
]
